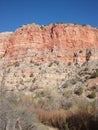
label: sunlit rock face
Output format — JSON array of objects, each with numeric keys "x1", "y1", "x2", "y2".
[{"x1": 0, "y1": 23, "x2": 98, "y2": 66}]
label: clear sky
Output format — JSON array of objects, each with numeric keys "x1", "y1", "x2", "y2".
[{"x1": 0, "y1": 0, "x2": 98, "y2": 32}]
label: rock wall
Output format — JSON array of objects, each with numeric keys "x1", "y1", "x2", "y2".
[{"x1": 0, "y1": 23, "x2": 98, "y2": 66}]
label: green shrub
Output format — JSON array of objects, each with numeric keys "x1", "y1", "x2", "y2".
[
  {"x1": 74, "y1": 87, "x2": 83, "y2": 96},
  {"x1": 87, "y1": 91, "x2": 96, "y2": 99},
  {"x1": 84, "y1": 67, "x2": 89, "y2": 71},
  {"x1": 36, "y1": 91, "x2": 44, "y2": 98},
  {"x1": 70, "y1": 79, "x2": 77, "y2": 85}
]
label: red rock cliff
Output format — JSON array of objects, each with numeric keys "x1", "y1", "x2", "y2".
[{"x1": 0, "y1": 23, "x2": 98, "y2": 65}]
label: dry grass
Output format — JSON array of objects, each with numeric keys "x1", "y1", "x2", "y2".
[
  {"x1": 36, "y1": 107, "x2": 98, "y2": 130},
  {"x1": 36, "y1": 109, "x2": 69, "y2": 129},
  {"x1": 66, "y1": 108, "x2": 94, "y2": 130}
]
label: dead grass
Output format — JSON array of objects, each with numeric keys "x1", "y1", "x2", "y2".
[
  {"x1": 36, "y1": 107, "x2": 98, "y2": 130},
  {"x1": 66, "y1": 108, "x2": 93, "y2": 130},
  {"x1": 36, "y1": 109, "x2": 69, "y2": 129}
]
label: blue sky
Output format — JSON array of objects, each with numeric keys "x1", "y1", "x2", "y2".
[{"x1": 0, "y1": 0, "x2": 98, "y2": 32}]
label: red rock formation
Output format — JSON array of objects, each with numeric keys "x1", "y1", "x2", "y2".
[{"x1": 0, "y1": 23, "x2": 98, "y2": 65}]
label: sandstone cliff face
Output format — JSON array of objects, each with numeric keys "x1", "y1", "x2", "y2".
[{"x1": 0, "y1": 23, "x2": 98, "y2": 66}]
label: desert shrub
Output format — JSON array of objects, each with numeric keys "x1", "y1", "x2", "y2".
[
  {"x1": 48, "y1": 62, "x2": 53, "y2": 67},
  {"x1": 14, "y1": 62, "x2": 20, "y2": 67},
  {"x1": 7, "y1": 68, "x2": 10, "y2": 73},
  {"x1": 61, "y1": 82, "x2": 68, "y2": 88},
  {"x1": 61, "y1": 101, "x2": 73, "y2": 110},
  {"x1": 0, "y1": 95, "x2": 37, "y2": 130},
  {"x1": 74, "y1": 87, "x2": 83, "y2": 96},
  {"x1": 67, "y1": 62, "x2": 71, "y2": 66},
  {"x1": 87, "y1": 91, "x2": 96, "y2": 99},
  {"x1": 22, "y1": 74, "x2": 25, "y2": 78},
  {"x1": 54, "y1": 60, "x2": 59, "y2": 65},
  {"x1": 40, "y1": 25, "x2": 44, "y2": 30},
  {"x1": 84, "y1": 67, "x2": 89, "y2": 71},
  {"x1": 39, "y1": 67, "x2": 41, "y2": 70},
  {"x1": 36, "y1": 91, "x2": 44, "y2": 98},
  {"x1": 96, "y1": 69, "x2": 98, "y2": 76},
  {"x1": 90, "y1": 69, "x2": 98, "y2": 78},
  {"x1": 84, "y1": 75, "x2": 90, "y2": 81},
  {"x1": 34, "y1": 62, "x2": 40, "y2": 66},
  {"x1": 7, "y1": 93, "x2": 18, "y2": 104},
  {"x1": 90, "y1": 72, "x2": 97, "y2": 78},
  {"x1": 62, "y1": 90, "x2": 73, "y2": 98},
  {"x1": 32, "y1": 78, "x2": 36, "y2": 83},
  {"x1": 78, "y1": 71, "x2": 82, "y2": 76},
  {"x1": 30, "y1": 60, "x2": 34, "y2": 64},
  {"x1": 48, "y1": 61, "x2": 59, "y2": 66},
  {"x1": 82, "y1": 24, "x2": 87, "y2": 26},
  {"x1": 70, "y1": 79, "x2": 77, "y2": 85},
  {"x1": 79, "y1": 50, "x2": 83, "y2": 53},
  {"x1": 91, "y1": 86, "x2": 97, "y2": 90},
  {"x1": 30, "y1": 73, "x2": 33, "y2": 77}
]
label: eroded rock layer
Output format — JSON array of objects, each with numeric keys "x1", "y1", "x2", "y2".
[{"x1": 0, "y1": 23, "x2": 98, "y2": 66}]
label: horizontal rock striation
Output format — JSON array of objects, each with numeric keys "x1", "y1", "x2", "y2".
[{"x1": 0, "y1": 23, "x2": 98, "y2": 66}]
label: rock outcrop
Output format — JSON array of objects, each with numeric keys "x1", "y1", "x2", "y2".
[
  {"x1": 0, "y1": 23, "x2": 98, "y2": 95},
  {"x1": 0, "y1": 23, "x2": 98, "y2": 66}
]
